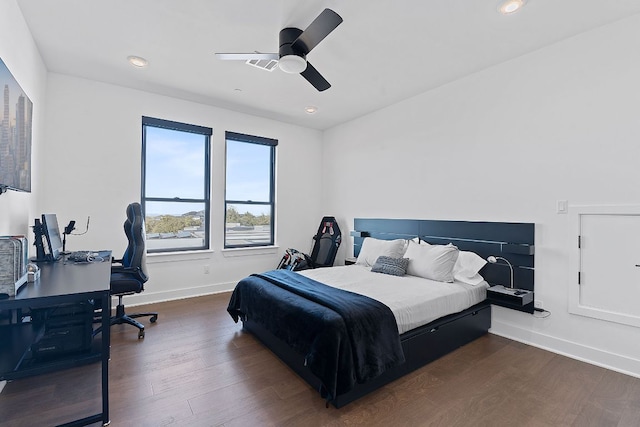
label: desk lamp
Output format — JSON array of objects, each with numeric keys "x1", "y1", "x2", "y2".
[{"x1": 487, "y1": 256, "x2": 514, "y2": 289}]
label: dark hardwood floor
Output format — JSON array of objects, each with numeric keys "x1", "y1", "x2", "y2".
[{"x1": 2, "y1": 292, "x2": 640, "y2": 426}]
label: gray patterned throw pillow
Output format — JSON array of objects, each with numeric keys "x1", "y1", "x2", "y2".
[{"x1": 371, "y1": 256, "x2": 409, "y2": 277}]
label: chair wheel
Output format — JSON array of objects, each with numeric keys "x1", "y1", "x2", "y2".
[
  {"x1": 150, "y1": 315, "x2": 158, "y2": 323},
  {"x1": 138, "y1": 329, "x2": 145, "y2": 339}
]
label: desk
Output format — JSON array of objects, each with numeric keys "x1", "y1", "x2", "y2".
[{"x1": 0, "y1": 252, "x2": 111, "y2": 427}]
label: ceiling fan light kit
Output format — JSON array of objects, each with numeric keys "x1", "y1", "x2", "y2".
[
  {"x1": 215, "y1": 8, "x2": 343, "y2": 91},
  {"x1": 279, "y1": 54, "x2": 307, "y2": 74}
]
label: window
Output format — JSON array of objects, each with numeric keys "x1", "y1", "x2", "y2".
[
  {"x1": 225, "y1": 131, "x2": 277, "y2": 248},
  {"x1": 142, "y1": 116, "x2": 211, "y2": 252}
]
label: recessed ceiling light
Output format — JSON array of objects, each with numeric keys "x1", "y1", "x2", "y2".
[
  {"x1": 498, "y1": 0, "x2": 526, "y2": 15},
  {"x1": 305, "y1": 106, "x2": 318, "y2": 114},
  {"x1": 127, "y1": 55, "x2": 148, "y2": 68}
]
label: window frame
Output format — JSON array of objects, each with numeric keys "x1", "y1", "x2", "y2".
[
  {"x1": 224, "y1": 131, "x2": 277, "y2": 249},
  {"x1": 141, "y1": 116, "x2": 212, "y2": 253}
]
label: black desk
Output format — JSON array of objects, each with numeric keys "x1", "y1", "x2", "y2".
[{"x1": 0, "y1": 253, "x2": 112, "y2": 427}]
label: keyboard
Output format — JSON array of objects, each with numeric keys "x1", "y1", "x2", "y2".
[{"x1": 67, "y1": 251, "x2": 99, "y2": 262}]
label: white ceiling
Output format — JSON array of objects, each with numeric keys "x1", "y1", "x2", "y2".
[{"x1": 16, "y1": 0, "x2": 640, "y2": 130}]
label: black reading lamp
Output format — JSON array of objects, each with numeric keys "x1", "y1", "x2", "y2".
[
  {"x1": 62, "y1": 220, "x2": 76, "y2": 254},
  {"x1": 487, "y1": 255, "x2": 514, "y2": 289}
]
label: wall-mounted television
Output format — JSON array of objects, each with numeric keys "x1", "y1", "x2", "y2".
[{"x1": 0, "y1": 57, "x2": 33, "y2": 193}]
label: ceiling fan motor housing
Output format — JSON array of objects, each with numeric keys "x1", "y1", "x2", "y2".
[{"x1": 279, "y1": 28, "x2": 306, "y2": 60}]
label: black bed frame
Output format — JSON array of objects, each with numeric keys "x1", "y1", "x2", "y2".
[{"x1": 243, "y1": 218, "x2": 535, "y2": 407}]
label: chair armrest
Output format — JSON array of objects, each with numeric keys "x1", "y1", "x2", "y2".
[
  {"x1": 111, "y1": 265, "x2": 144, "y2": 276},
  {"x1": 111, "y1": 265, "x2": 149, "y2": 283},
  {"x1": 111, "y1": 265, "x2": 139, "y2": 274}
]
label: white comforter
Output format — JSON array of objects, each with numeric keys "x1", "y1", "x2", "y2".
[{"x1": 299, "y1": 265, "x2": 488, "y2": 334}]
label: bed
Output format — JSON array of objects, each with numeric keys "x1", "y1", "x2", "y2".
[{"x1": 227, "y1": 218, "x2": 535, "y2": 407}]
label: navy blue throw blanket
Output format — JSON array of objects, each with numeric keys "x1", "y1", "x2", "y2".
[{"x1": 227, "y1": 269, "x2": 405, "y2": 400}]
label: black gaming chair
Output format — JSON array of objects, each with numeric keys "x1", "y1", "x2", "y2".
[
  {"x1": 277, "y1": 217, "x2": 342, "y2": 271},
  {"x1": 309, "y1": 217, "x2": 341, "y2": 268},
  {"x1": 100, "y1": 202, "x2": 157, "y2": 339}
]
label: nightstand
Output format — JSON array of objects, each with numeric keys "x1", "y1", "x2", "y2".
[
  {"x1": 487, "y1": 285, "x2": 534, "y2": 313},
  {"x1": 345, "y1": 257, "x2": 356, "y2": 265}
]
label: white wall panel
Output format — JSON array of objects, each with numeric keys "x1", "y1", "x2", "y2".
[{"x1": 570, "y1": 206, "x2": 640, "y2": 327}]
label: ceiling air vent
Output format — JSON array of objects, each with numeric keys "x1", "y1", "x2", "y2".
[{"x1": 245, "y1": 58, "x2": 278, "y2": 72}]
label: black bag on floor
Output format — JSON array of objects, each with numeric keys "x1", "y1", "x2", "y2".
[{"x1": 277, "y1": 248, "x2": 312, "y2": 271}]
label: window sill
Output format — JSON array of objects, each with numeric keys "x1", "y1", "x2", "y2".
[
  {"x1": 147, "y1": 249, "x2": 214, "y2": 264},
  {"x1": 221, "y1": 246, "x2": 280, "y2": 258}
]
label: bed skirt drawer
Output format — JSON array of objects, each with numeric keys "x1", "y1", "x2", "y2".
[{"x1": 401, "y1": 303, "x2": 491, "y2": 367}]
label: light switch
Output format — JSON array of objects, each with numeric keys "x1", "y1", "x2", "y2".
[{"x1": 557, "y1": 200, "x2": 568, "y2": 214}]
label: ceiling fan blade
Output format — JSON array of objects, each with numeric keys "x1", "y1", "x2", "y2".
[
  {"x1": 215, "y1": 53, "x2": 278, "y2": 61},
  {"x1": 292, "y1": 8, "x2": 343, "y2": 54},
  {"x1": 300, "y1": 62, "x2": 331, "y2": 92}
]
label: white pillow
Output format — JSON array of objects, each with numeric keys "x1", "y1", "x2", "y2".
[
  {"x1": 404, "y1": 240, "x2": 459, "y2": 282},
  {"x1": 412, "y1": 237, "x2": 437, "y2": 246},
  {"x1": 453, "y1": 251, "x2": 487, "y2": 286},
  {"x1": 355, "y1": 238, "x2": 408, "y2": 267}
]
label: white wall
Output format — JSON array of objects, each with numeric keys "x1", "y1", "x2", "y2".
[
  {"x1": 322, "y1": 15, "x2": 640, "y2": 377},
  {"x1": 41, "y1": 73, "x2": 324, "y2": 303},
  {"x1": 0, "y1": 0, "x2": 47, "y2": 239}
]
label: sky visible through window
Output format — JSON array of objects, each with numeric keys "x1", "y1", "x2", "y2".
[
  {"x1": 145, "y1": 127, "x2": 204, "y2": 205},
  {"x1": 145, "y1": 127, "x2": 271, "y2": 216},
  {"x1": 226, "y1": 140, "x2": 271, "y2": 216}
]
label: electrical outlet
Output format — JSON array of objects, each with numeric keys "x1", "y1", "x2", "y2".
[
  {"x1": 534, "y1": 300, "x2": 543, "y2": 309},
  {"x1": 203, "y1": 264, "x2": 210, "y2": 274}
]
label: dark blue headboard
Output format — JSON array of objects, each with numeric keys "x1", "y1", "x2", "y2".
[{"x1": 352, "y1": 218, "x2": 535, "y2": 293}]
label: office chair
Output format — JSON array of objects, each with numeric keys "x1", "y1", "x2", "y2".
[{"x1": 96, "y1": 202, "x2": 157, "y2": 339}]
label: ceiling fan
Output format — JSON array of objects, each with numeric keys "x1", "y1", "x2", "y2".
[{"x1": 215, "y1": 8, "x2": 343, "y2": 92}]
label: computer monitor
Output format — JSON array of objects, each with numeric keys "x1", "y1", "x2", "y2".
[{"x1": 41, "y1": 214, "x2": 63, "y2": 261}]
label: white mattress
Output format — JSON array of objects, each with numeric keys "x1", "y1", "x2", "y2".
[{"x1": 298, "y1": 265, "x2": 488, "y2": 334}]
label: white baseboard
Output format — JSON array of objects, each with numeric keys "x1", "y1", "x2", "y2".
[
  {"x1": 119, "y1": 282, "x2": 236, "y2": 307},
  {"x1": 0, "y1": 380, "x2": 6, "y2": 394},
  {"x1": 490, "y1": 319, "x2": 640, "y2": 379}
]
